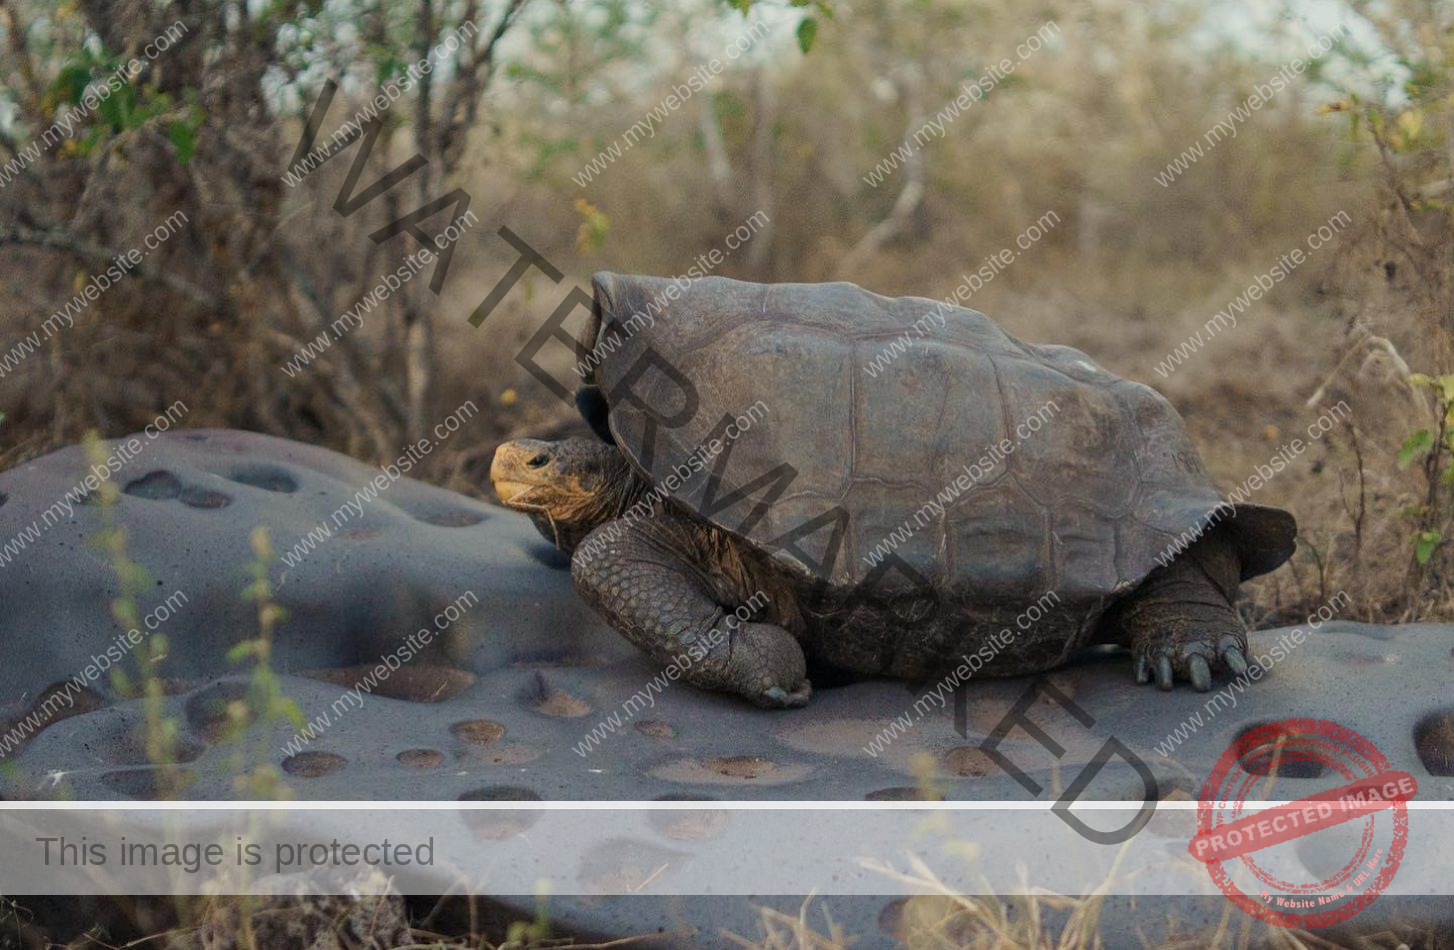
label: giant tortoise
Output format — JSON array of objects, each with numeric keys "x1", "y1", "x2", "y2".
[{"x1": 490, "y1": 273, "x2": 1297, "y2": 707}]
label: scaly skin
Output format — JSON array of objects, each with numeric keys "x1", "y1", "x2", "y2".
[{"x1": 571, "y1": 512, "x2": 812, "y2": 708}]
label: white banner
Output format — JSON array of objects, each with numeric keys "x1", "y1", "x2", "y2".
[{"x1": 1, "y1": 804, "x2": 1450, "y2": 899}]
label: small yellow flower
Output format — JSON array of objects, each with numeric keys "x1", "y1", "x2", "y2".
[{"x1": 574, "y1": 198, "x2": 610, "y2": 254}]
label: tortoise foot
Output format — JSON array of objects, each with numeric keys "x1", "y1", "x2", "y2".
[{"x1": 1132, "y1": 631, "x2": 1248, "y2": 692}]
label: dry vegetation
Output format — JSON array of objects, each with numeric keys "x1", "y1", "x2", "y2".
[
  {"x1": 1, "y1": 0, "x2": 1451, "y2": 623},
  {"x1": 4, "y1": 890, "x2": 1447, "y2": 949}
]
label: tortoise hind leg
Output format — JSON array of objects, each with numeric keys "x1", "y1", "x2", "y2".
[{"x1": 1109, "y1": 527, "x2": 1251, "y2": 692}]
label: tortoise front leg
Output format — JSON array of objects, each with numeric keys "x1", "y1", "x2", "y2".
[{"x1": 571, "y1": 516, "x2": 812, "y2": 708}]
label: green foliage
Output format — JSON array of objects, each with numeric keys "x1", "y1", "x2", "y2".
[
  {"x1": 166, "y1": 101, "x2": 207, "y2": 165},
  {"x1": 796, "y1": 17, "x2": 818, "y2": 53},
  {"x1": 49, "y1": 49, "x2": 137, "y2": 131},
  {"x1": 81, "y1": 432, "x2": 192, "y2": 798},
  {"x1": 502, "y1": 884, "x2": 553, "y2": 948},
  {"x1": 1399, "y1": 374, "x2": 1454, "y2": 567},
  {"x1": 732, "y1": 0, "x2": 831, "y2": 51},
  {"x1": 41, "y1": 43, "x2": 208, "y2": 163},
  {"x1": 1415, "y1": 529, "x2": 1442, "y2": 566},
  {"x1": 1398, "y1": 428, "x2": 1435, "y2": 467},
  {"x1": 731, "y1": 0, "x2": 832, "y2": 14},
  {"x1": 225, "y1": 527, "x2": 306, "y2": 800}
]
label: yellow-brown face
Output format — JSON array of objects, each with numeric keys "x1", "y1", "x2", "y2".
[{"x1": 489, "y1": 437, "x2": 621, "y2": 523}]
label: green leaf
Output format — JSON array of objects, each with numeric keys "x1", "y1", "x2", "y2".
[
  {"x1": 48, "y1": 63, "x2": 93, "y2": 108},
  {"x1": 279, "y1": 699, "x2": 307, "y2": 731},
  {"x1": 225, "y1": 642, "x2": 257, "y2": 664},
  {"x1": 374, "y1": 53, "x2": 406, "y2": 86},
  {"x1": 75, "y1": 126, "x2": 106, "y2": 156},
  {"x1": 796, "y1": 17, "x2": 818, "y2": 53},
  {"x1": 166, "y1": 121, "x2": 197, "y2": 164},
  {"x1": 1415, "y1": 529, "x2": 1441, "y2": 565},
  {"x1": 1398, "y1": 429, "x2": 1433, "y2": 467},
  {"x1": 95, "y1": 90, "x2": 125, "y2": 131}
]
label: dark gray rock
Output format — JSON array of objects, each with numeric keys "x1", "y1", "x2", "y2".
[{"x1": 1, "y1": 430, "x2": 1450, "y2": 946}]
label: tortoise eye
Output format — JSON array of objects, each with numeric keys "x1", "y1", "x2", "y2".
[{"x1": 526, "y1": 453, "x2": 550, "y2": 468}]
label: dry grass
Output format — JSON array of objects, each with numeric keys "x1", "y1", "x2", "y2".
[
  {"x1": 4, "y1": 891, "x2": 1435, "y2": 950},
  {"x1": 724, "y1": 892, "x2": 1446, "y2": 950}
]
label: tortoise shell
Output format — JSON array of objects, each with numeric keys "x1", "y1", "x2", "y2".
[{"x1": 580, "y1": 272, "x2": 1295, "y2": 613}]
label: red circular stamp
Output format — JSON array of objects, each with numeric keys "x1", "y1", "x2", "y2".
[{"x1": 1188, "y1": 718, "x2": 1417, "y2": 929}]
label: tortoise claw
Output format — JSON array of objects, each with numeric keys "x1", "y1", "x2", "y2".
[
  {"x1": 1131, "y1": 627, "x2": 1252, "y2": 692},
  {"x1": 1155, "y1": 655, "x2": 1175, "y2": 691},
  {"x1": 759, "y1": 681, "x2": 812, "y2": 709},
  {"x1": 1189, "y1": 655, "x2": 1212, "y2": 692}
]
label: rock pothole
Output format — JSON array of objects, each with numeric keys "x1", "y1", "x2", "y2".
[
  {"x1": 396, "y1": 748, "x2": 444, "y2": 768},
  {"x1": 1414, "y1": 710, "x2": 1454, "y2": 776},
  {"x1": 282, "y1": 751, "x2": 348, "y2": 777},
  {"x1": 450, "y1": 720, "x2": 506, "y2": 745},
  {"x1": 223, "y1": 466, "x2": 298, "y2": 493},
  {"x1": 458, "y1": 786, "x2": 543, "y2": 840},
  {"x1": 1233, "y1": 722, "x2": 1329, "y2": 779},
  {"x1": 124, "y1": 471, "x2": 183, "y2": 500},
  {"x1": 304, "y1": 665, "x2": 474, "y2": 703}
]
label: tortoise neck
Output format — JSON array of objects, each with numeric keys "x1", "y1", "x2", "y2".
[{"x1": 607, "y1": 458, "x2": 655, "y2": 520}]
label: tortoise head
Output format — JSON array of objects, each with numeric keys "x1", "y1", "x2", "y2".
[{"x1": 490, "y1": 437, "x2": 639, "y2": 552}]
